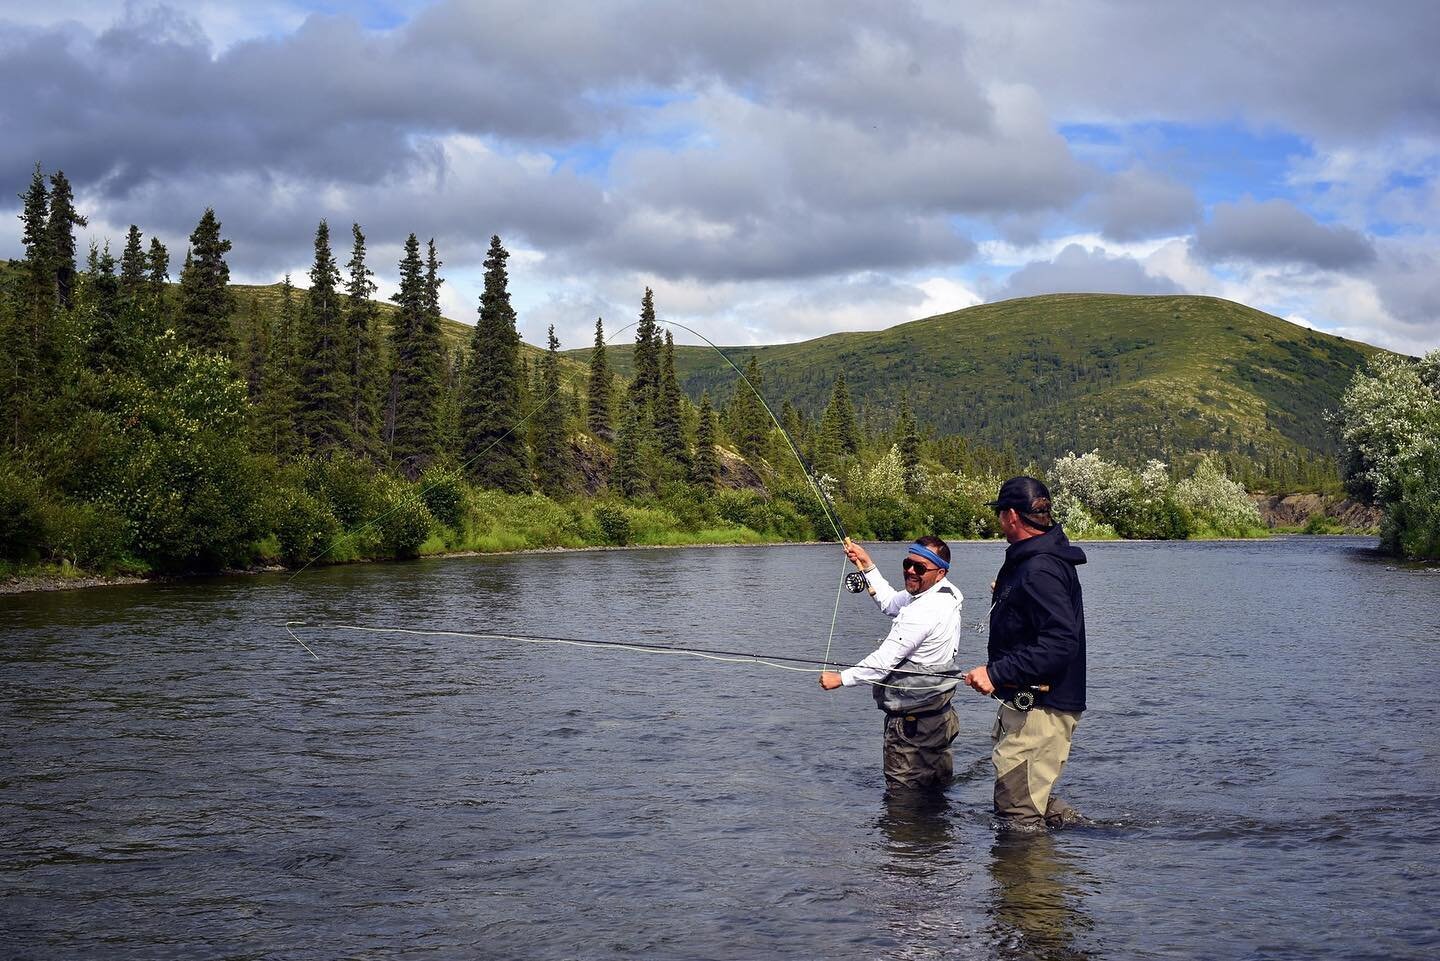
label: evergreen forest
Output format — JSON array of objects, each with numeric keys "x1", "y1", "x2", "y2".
[{"x1": 2, "y1": 164, "x2": 1428, "y2": 581}]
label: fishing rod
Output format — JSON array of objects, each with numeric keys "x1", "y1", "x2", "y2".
[{"x1": 288, "y1": 622, "x2": 968, "y2": 680}]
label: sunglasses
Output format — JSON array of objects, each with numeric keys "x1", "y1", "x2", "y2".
[{"x1": 902, "y1": 557, "x2": 937, "y2": 575}]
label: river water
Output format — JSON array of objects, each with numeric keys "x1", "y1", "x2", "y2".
[{"x1": 3, "y1": 537, "x2": 1438, "y2": 960}]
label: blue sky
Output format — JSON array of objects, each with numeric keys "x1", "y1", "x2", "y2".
[{"x1": 1, "y1": 0, "x2": 1437, "y2": 354}]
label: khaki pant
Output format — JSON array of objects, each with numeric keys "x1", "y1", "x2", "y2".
[
  {"x1": 882, "y1": 703, "x2": 960, "y2": 790},
  {"x1": 991, "y1": 703, "x2": 1081, "y2": 828}
]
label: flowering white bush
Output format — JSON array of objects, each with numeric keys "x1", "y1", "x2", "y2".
[
  {"x1": 846, "y1": 445, "x2": 907, "y2": 505},
  {"x1": 1050, "y1": 450, "x2": 1144, "y2": 532},
  {"x1": 1172, "y1": 457, "x2": 1262, "y2": 536},
  {"x1": 1332, "y1": 352, "x2": 1440, "y2": 506}
]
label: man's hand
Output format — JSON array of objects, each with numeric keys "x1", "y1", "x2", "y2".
[
  {"x1": 962, "y1": 665, "x2": 995, "y2": 695},
  {"x1": 818, "y1": 671, "x2": 844, "y2": 690},
  {"x1": 844, "y1": 537, "x2": 873, "y2": 572}
]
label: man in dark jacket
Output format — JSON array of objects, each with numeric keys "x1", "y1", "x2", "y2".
[{"x1": 963, "y1": 476, "x2": 1087, "y2": 830}]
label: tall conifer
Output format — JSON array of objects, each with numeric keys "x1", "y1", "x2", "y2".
[
  {"x1": 389, "y1": 236, "x2": 446, "y2": 474},
  {"x1": 344, "y1": 223, "x2": 383, "y2": 457},
  {"x1": 897, "y1": 397, "x2": 922, "y2": 496},
  {"x1": 532, "y1": 325, "x2": 570, "y2": 495},
  {"x1": 656, "y1": 330, "x2": 689, "y2": 473},
  {"x1": 630, "y1": 288, "x2": 661, "y2": 407},
  {"x1": 45, "y1": 170, "x2": 87, "y2": 312},
  {"x1": 611, "y1": 393, "x2": 646, "y2": 498},
  {"x1": 586, "y1": 316, "x2": 612, "y2": 438},
  {"x1": 460, "y1": 235, "x2": 528, "y2": 491},
  {"x1": 177, "y1": 208, "x2": 236, "y2": 355},
  {"x1": 295, "y1": 220, "x2": 353, "y2": 451},
  {"x1": 692, "y1": 390, "x2": 720, "y2": 490}
]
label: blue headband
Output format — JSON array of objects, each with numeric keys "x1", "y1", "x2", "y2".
[{"x1": 908, "y1": 543, "x2": 949, "y2": 571}]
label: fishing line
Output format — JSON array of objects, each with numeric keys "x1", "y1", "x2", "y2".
[{"x1": 287, "y1": 622, "x2": 963, "y2": 691}]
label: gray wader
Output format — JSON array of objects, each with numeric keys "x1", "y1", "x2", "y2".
[{"x1": 873, "y1": 657, "x2": 961, "y2": 790}]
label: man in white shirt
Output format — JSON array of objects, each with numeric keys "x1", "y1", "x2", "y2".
[{"x1": 819, "y1": 536, "x2": 964, "y2": 789}]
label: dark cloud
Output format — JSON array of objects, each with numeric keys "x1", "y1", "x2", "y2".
[
  {"x1": 1082, "y1": 167, "x2": 1199, "y2": 242},
  {"x1": 1192, "y1": 198, "x2": 1376, "y2": 270},
  {"x1": 997, "y1": 243, "x2": 1181, "y2": 299},
  {"x1": 963, "y1": 0, "x2": 1440, "y2": 142},
  {"x1": 0, "y1": 0, "x2": 1076, "y2": 288}
]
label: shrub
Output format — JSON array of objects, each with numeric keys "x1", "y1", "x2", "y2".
[
  {"x1": 270, "y1": 486, "x2": 341, "y2": 566},
  {"x1": 1382, "y1": 447, "x2": 1440, "y2": 560},
  {"x1": 0, "y1": 462, "x2": 45, "y2": 560},
  {"x1": 40, "y1": 499, "x2": 129, "y2": 567},
  {"x1": 593, "y1": 501, "x2": 632, "y2": 545},
  {"x1": 374, "y1": 478, "x2": 434, "y2": 559},
  {"x1": 418, "y1": 467, "x2": 467, "y2": 530}
]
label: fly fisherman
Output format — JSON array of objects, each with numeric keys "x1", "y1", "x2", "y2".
[
  {"x1": 962, "y1": 476, "x2": 1087, "y2": 830},
  {"x1": 819, "y1": 536, "x2": 963, "y2": 790}
]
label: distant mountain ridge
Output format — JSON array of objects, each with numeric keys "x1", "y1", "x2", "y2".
[{"x1": 573, "y1": 293, "x2": 1391, "y2": 467}]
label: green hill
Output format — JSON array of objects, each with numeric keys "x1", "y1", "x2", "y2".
[{"x1": 573, "y1": 293, "x2": 1391, "y2": 467}]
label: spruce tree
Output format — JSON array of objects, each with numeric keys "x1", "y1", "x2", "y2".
[
  {"x1": 387, "y1": 234, "x2": 423, "y2": 454},
  {"x1": 295, "y1": 220, "x2": 353, "y2": 452},
  {"x1": 586, "y1": 316, "x2": 612, "y2": 438},
  {"x1": 460, "y1": 235, "x2": 528, "y2": 492},
  {"x1": 531, "y1": 325, "x2": 570, "y2": 495},
  {"x1": 45, "y1": 170, "x2": 88, "y2": 312},
  {"x1": 692, "y1": 390, "x2": 720, "y2": 490},
  {"x1": 611, "y1": 393, "x2": 646, "y2": 498},
  {"x1": 83, "y1": 242, "x2": 123, "y2": 368},
  {"x1": 818, "y1": 371, "x2": 861, "y2": 458},
  {"x1": 344, "y1": 223, "x2": 383, "y2": 457},
  {"x1": 256, "y1": 275, "x2": 300, "y2": 460},
  {"x1": 896, "y1": 397, "x2": 922, "y2": 496},
  {"x1": 656, "y1": 330, "x2": 689, "y2": 473},
  {"x1": 119, "y1": 226, "x2": 147, "y2": 306},
  {"x1": 145, "y1": 236, "x2": 169, "y2": 319},
  {"x1": 9, "y1": 165, "x2": 52, "y2": 445},
  {"x1": 630, "y1": 288, "x2": 661, "y2": 407},
  {"x1": 727, "y1": 355, "x2": 770, "y2": 461},
  {"x1": 177, "y1": 208, "x2": 236, "y2": 355}
]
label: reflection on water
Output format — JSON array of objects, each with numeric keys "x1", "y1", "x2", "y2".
[
  {"x1": 877, "y1": 790, "x2": 955, "y2": 878},
  {"x1": 988, "y1": 832, "x2": 1094, "y2": 961}
]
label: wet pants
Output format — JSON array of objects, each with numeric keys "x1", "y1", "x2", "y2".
[
  {"x1": 991, "y1": 703, "x2": 1082, "y2": 828},
  {"x1": 882, "y1": 702, "x2": 960, "y2": 789}
]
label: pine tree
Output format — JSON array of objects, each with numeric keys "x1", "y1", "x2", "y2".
[
  {"x1": 586, "y1": 316, "x2": 612, "y2": 438},
  {"x1": 630, "y1": 288, "x2": 661, "y2": 408},
  {"x1": 460, "y1": 235, "x2": 528, "y2": 492},
  {"x1": 344, "y1": 223, "x2": 383, "y2": 457},
  {"x1": 611, "y1": 393, "x2": 646, "y2": 498},
  {"x1": 531, "y1": 325, "x2": 570, "y2": 495},
  {"x1": 119, "y1": 226, "x2": 147, "y2": 307},
  {"x1": 727, "y1": 355, "x2": 769, "y2": 461},
  {"x1": 295, "y1": 220, "x2": 353, "y2": 452},
  {"x1": 896, "y1": 396, "x2": 922, "y2": 496},
  {"x1": 45, "y1": 170, "x2": 88, "y2": 312},
  {"x1": 656, "y1": 330, "x2": 689, "y2": 473},
  {"x1": 145, "y1": 236, "x2": 169, "y2": 320},
  {"x1": 692, "y1": 390, "x2": 720, "y2": 490},
  {"x1": 177, "y1": 208, "x2": 236, "y2": 355},
  {"x1": 818, "y1": 371, "x2": 861, "y2": 458},
  {"x1": 255, "y1": 275, "x2": 300, "y2": 459},
  {"x1": 7, "y1": 165, "x2": 52, "y2": 446},
  {"x1": 385, "y1": 235, "x2": 445, "y2": 475},
  {"x1": 83, "y1": 242, "x2": 123, "y2": 367}
]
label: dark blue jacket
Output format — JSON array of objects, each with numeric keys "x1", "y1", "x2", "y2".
[{"x1": 987, "y1": 525, "x2": 1087, "y2": 713}]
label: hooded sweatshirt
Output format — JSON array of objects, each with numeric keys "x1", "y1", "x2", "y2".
[{"x1": 987, "y1": 525, "x2": 1087, "y2": 713}]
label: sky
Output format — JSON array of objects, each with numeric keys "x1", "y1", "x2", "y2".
[{"x1": 2, "y1": 0, "x2": 1438, "y2": 355}]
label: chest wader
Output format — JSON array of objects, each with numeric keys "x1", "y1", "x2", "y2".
[{"x1": 873, "y1": 657, "x2": 961, "y2": 789}]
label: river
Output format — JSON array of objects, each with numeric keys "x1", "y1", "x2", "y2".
[{"x1": 3, "y1": 537, "x2": 1438, "y2": 960}]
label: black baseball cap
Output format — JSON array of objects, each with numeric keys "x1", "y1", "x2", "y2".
[{"x1": 987, "y1": 475, "x2": 1051, "y2": 513}]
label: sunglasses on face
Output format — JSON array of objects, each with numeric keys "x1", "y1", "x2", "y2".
[{"x1": 902, "y1": 557, "x2": 936, "y2": 575}]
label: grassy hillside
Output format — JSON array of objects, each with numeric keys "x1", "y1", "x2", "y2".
[{"x1": 575, "y1": 293, "x2": 1390, "y2": 466}]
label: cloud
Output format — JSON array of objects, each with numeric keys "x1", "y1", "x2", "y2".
[
  {"x1": 957, "y1": 0, "x2": 1440, "y2": 143},
  {"x1": 997, "y1": 243, "x2": 1181, "y2": 299},
  {"x1": 1192, "y1": 198, "x2": 1376, "y2": 270},
  {"x1": 1082, "y1": 167, "x2": 1200, "y2": 241}
]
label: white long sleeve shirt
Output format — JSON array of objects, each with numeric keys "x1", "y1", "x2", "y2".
[{"x1": 839, "y1": 567, "x2": 963, "y2": 686}]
